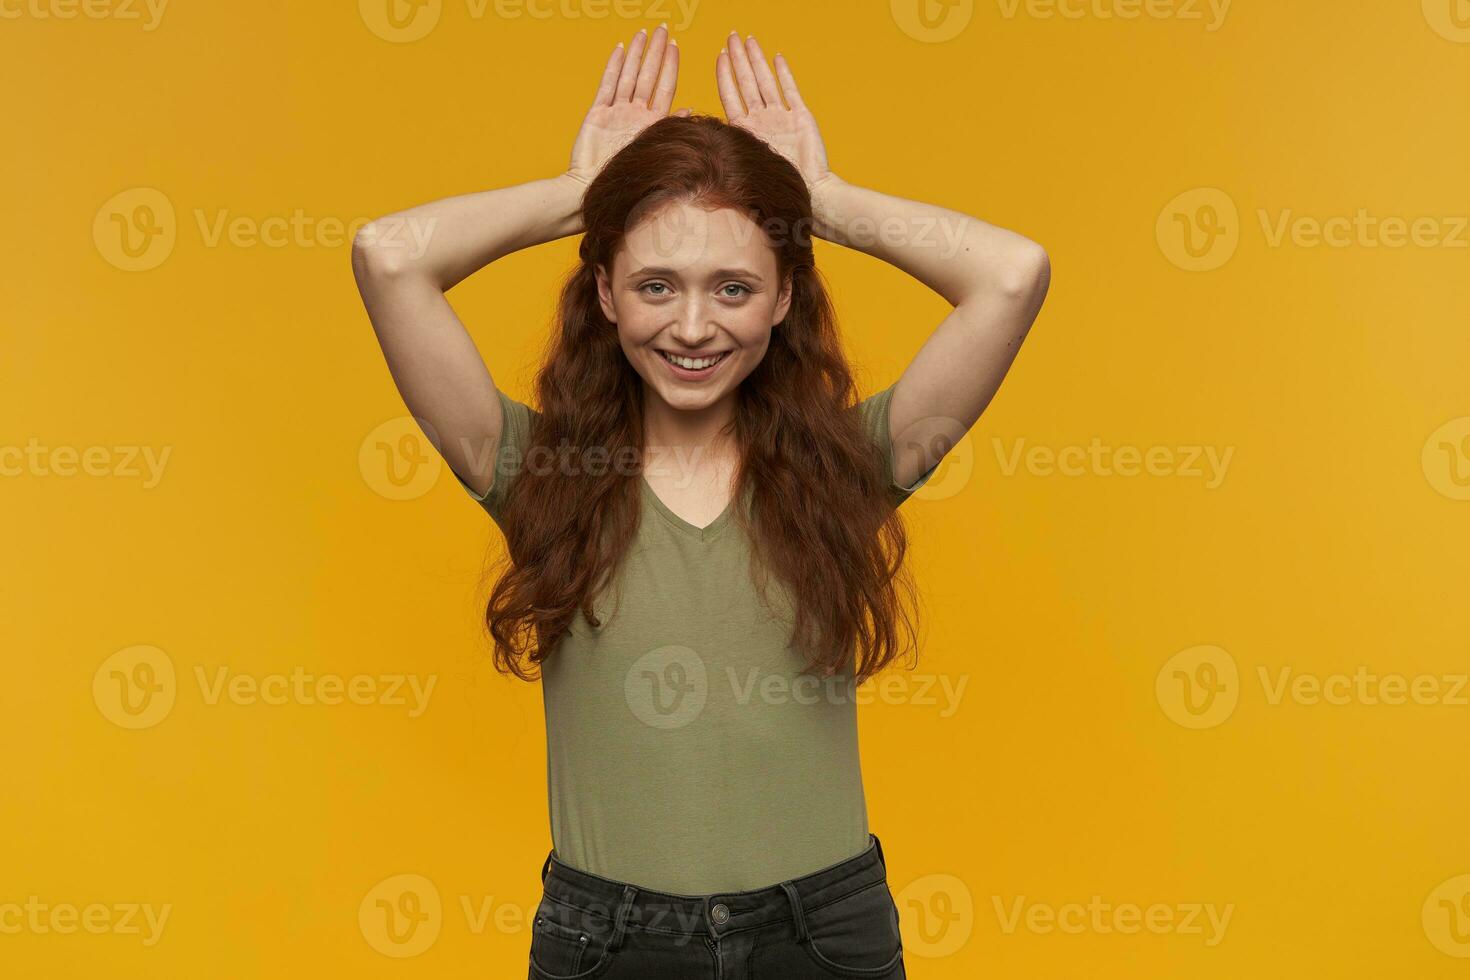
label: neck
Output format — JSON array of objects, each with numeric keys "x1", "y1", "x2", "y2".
[{"x1": 641, "y1": 386, "x2": 740, "y2": 478}]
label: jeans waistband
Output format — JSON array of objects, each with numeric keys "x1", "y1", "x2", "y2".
[{"x1": 537, "y1": 834, "x2": 889, "y2": 943}]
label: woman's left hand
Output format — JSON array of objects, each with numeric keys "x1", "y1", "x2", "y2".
[{"x1": 716, "y1": 34, "x2": 834, "y2": 194}]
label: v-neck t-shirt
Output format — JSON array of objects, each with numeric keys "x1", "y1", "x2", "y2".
[{"x1": 459, "y1": 382, "x2": 936, "y2": 894}]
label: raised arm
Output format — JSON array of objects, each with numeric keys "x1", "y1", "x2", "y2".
[
  {"x1": 351, "y1": 175, "x2": 581, "y2": 496},
  {"x1": 716, "y1": 32, "x2": 1050, "y2": 490},
  {"x1": 810, "y1": 179, "x2": 1050, "y2": 491},
  {"x1": 351, "y1": 25, "x2": 686, "y2": 496}
]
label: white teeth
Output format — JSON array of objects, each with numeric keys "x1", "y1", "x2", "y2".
[{"x1": 660, "y1": 351, "x2": 726, "y2": 370}]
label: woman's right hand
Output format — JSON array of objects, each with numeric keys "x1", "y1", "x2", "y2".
[{"x1": 566, "y1": 25, "x2": 690, "y2": 187}]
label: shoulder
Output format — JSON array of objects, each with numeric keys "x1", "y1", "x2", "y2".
[
  {"x1": 851, "y1": 382, "x2": 938, "y2": 509},
  {"x1": 493, "y1": 386, "x2": 540, "y2": 454},
  {"x1": 456, "y1": 386, "x2": 540, "y2": 524},
  {"x1": 852, "y1": 383, "x2": 896, "y2": 436}
]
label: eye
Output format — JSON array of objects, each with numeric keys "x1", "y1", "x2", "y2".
[
  {"x1": 638, "y1": 281, "x2": 672, "y2": 297},
  {"x1": 719, "y1": 283, "x2": 752, "y2": 299}
]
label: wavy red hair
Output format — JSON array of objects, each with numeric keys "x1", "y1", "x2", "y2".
[{"x1": 485, "y1": 114, "x2": 919, "y2": 683}]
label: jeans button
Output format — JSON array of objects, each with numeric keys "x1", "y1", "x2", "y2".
[{"x1": 711, "y1": 902, "x2": 730, "y2": 924}]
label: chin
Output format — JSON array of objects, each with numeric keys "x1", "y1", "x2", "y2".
[{"x1": 651, "y1": 380, "x2": 725, "y2": 411}]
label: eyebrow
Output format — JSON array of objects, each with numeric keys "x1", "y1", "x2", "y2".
[{"x1": 625, "y1": 266, "x2": 766, "y2": 284}]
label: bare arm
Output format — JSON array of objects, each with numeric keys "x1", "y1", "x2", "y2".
[
  {"x1": 812, "y1": 177, "x2": 1050, "y2": 489},
  {"x1": 717, "y1": 32, "x2": 1050, "y2": 490},
  {"x1": 351, "y1": 176, "x2": 584, "y2": 496},
  {"x1": 351, "y1": 25, "x2": 686, "y2": 496}
]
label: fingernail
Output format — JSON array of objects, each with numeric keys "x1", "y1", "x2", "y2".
[{"x1": 659, "y1": 21, "x2": 667, "y2": 31}]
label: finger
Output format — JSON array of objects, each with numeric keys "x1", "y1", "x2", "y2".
[
  {"x1": 634, "y1": 23, "x2": 669, "y2": 105},
  {"x1": 614, "y1": 28, "x2": 648, "y2": 102},
  {"x1": 674, "y1": 107, "x2": 692, "y2": 118},
  {"x1": 593, "y1": 42, "x2": 626, "y2": 107},
  {"x1": 650, "y1": 35, "x2": 679, "y2": 113},
  {"x1": 772, "y1": 52, "x2": 807, "y2": 111},
  {"x1": 725, "y1": 31, "x2": 765, "y2": 110},
  {"x1": 744, "y1": 36, "x2": 782, "y2": 109},
  {"x1": 715, "y1": 49, "x2": 745, "y2": 117}
]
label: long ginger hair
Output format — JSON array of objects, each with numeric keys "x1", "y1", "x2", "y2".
[{"x1": 486, "y1": 114, "x2": 919, "y2": 682}]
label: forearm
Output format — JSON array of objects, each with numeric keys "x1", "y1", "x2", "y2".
[
  {"x1": 353, "y1": 172, "x2": 585, "y2": 290},
  {"x1": 810, "y1": 174, "x2": 1046, "y2": 308}
]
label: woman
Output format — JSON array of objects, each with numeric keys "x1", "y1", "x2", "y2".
[{"x1": 352, "y1": 25, "x2": 1049, "y2": 980}]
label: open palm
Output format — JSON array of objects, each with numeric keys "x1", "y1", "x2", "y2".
[
  {"x1": 716, "y1": 33, "x2": 832, "y2": 192},
  {"x1": 567, "y1": 26, "x2": 689, "y2": 186}
]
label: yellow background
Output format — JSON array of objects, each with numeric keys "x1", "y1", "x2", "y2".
[{"x1": 4, "y1": 0, "x2": 1469, "y2": 976}]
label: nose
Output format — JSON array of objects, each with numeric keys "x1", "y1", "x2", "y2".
[{"x1": 667, "y1": 295, "x2": 719, "y2": 348}]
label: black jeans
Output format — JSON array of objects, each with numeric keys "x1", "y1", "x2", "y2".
[{"x1": 528, "y1": 834, "x2": 906, "y2": 979}]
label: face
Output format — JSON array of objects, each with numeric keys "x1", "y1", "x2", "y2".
[{"x1": 595, "y1": 199, "x2": 792, "y2": 415}]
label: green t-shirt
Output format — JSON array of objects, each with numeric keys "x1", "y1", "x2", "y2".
[{"x1": 460, "y1": 382, "x2": 935, "y2": 894}]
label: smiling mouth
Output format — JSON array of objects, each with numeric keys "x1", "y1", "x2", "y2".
[{"x1": 657, "y1": 349, "x2": 732, "y2": 371}]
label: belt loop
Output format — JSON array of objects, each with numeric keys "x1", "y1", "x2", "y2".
[
  {"x1": 608, "y1": 884, "x2": 638, "y2": 951},
  {"x1": 871, "y1": 833, "x2": 886, "y2": 869},
  {"x1": 541, "y1": 850, "x2": 554, "y2": 884},
  {"x1": 780, "y1": 881, "x2": 811, "y2": 944}
]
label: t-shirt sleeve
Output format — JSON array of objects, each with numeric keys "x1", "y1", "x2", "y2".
[
  {"x1": 453, "y1": 386, "x2": 538, "y2": 526},
  {"x1": 856, "y1": 382, "x2": 940, "y2": 509}
]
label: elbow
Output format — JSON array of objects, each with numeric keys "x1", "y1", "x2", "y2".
[
  {"x1": 996, "y1": 240, "x2": 1051, "y2": 305},
  {"x1": 351, "y1": 220, "x2": 411, "y2": 282}
]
